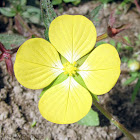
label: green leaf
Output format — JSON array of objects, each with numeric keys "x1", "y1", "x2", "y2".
[
  {"x1": 52, "y1": 0, "x2": 62, "y2": 5},
  {"x1": 130, "y1": 72, "x2": 140, "y2": 78},
  {"x1": 40, "y1": 0, "x2": 57, "y2": 40},
  {"x1": 123, "y1": 76, "x2": 137, "y2": 86},
  {"x1": 20, "y1": 0, "x2": 27, "y2": 6},
  {"x1": 121, "y1": 56, "x2": 129, "y2": 63},
  {"x1": 77, "y1": 108, "x2": 99, "y2": 126},
  {"x1": 137, "y1": 34, "x2": 140, "y2": 40},
  {"x1": 0, "y1": 34, "x2": 26, "y2": 50},
  {"x1": 63, "y1": 0, "x2": 76, "y2": 3},
  {"x1": 40, "y1": 73, "x2": 68, "y2": 97},
  {"x1": 131, "y1": 75, "x2": 140, "y2": 103},
  {"x1": 109, "y1": 40, "x2": 116, "y2": 46},
  {"x1": 96, "y1": 41, "x2": 106, "y2": 47},
  {"x1": 72, "y1": 0, "x2": 81, "y2": 5},
  {"x1": 22, "y1": 6, "x2": 41, "y2": 24},
  {"x1": 0, "y1": 7, "x2": 16, "y2": 17},
  {"x1": 99, "y1": 0, "x2": 113, "y2": 4},
  {"x1": 89, "y1": 5, "x2": 103, "y2": 26},
  {"x1": 31, "y1": 121, "x2": 37, "y2": 127},
  {"x1": 116, "y1": 42, "x2": 122, "y2": 52},
  {"x1": 123, "y1": 36, "x2": 131, "y2": 44},
  {"x1": 124, "y1": 45, "x2": 133, "y2": 51}
]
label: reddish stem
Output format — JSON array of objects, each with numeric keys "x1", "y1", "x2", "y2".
[
  {"x1": 0, "y1": 42, "x2": 7, "y2": 52},
  {"x1": 134, "y1": 0, "x2": 140, "y2": 13}
]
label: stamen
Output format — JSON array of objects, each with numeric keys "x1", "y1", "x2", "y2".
[{"x1": 63, "y1": 62, "x2": 77, "y2": 76}]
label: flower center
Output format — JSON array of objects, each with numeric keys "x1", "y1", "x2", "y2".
[{"x1": 63, "y1": 62, "x2": 77, "y2": 76}]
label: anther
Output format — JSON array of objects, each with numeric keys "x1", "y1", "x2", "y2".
[{"x1": 63, "y1": 61, "x2": 77, "y2": 76}]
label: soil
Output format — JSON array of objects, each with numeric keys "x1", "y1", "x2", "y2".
[{"x1": 0, "y1": 1, "x2": 140, "y2": 140}]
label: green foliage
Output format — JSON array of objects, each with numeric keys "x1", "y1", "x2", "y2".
[
  {"x1": 40, "y1": 0, "x2": 57, "y2": 40},
  {"x1": 0, "y1": 7, "x2": 16, "y2": 17},
  {"x1": 63, "y1": 0, "x2": 77, "y2": 2},
  {"x1": 89, "y1": 5, "x2": 103, "y2": 26},
  {"x1": 109, "y1": 39, "x2": 116, "y2": 46},
  {"x1": 121, "y1": 56, "x2": 129, "y2": 63},
  {"x1": 116, "y1": 42, "x2": 122, "y2": 52},
  {"x1": 131, "y1": 75, "x2": 140, "y2": 103},
  {"x1": 109, "y1": 37, "x2": 133, "y2": 53},
  {"x1": 22, "y1": 6, "x2": 41, "y2": 24},
  {"x1": 52, "y1": 0, "x2": 62, "y2": 5},
  {"x1": 123, "y1": 71, "x2": 140, "y2": 103},
  {"x1": 123, "y1": 75, "x2": 138, "y2": 86},
  {"x1": 124, "y1": 36, "x2": 131, "y2": 44},
  {"x1": 8, "y1": 0, "x2": 27, "y2": 6},
  {"x1": 96, "y1": 41, "x2": 106, "y2": 47},
  {"x1": 77, "y1": 108, "x2": 99, "y2": 126},
  {"x1": 124, "y1": 45, "x2": 133, "y2": 51},
  {"x1": 31, "y1": 120, "x2": 37, "y2": 127},
  {"x1": 0, "y1": 34, "x2": 26, "y2": 50},
  {"x1": 52, "y1": 0, "x2": 81, "y2": 5},
  {"x1": 98, "y1": 0, "x2": 113, "y2": 4},
  {"x1": 0, "y1": 0, "x2": 41, "y2": 25},
  {"x1": 136, "y1": 34, "x2": 140, "y2": 46},
  {"x1": 119, "y1": 0, "x2": 131, "y2": 9}
]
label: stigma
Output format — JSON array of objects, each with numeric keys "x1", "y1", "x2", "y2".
[{"x1": 63, "y1": 62, "x2": 77, "y2": 76}]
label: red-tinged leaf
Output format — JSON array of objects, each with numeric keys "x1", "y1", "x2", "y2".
[
  {"x1": 5, "y1": 58, "x2": 13, "y2": 77},
  {"x1": 107, "y1": 24, "x2": 131, "y2": 38},
  {"x1": 0, "y1": 42, "x2": 7, "y2": 52},
  {"x1": 116, "y1": 24, "x2": 131, "y2": 33}
]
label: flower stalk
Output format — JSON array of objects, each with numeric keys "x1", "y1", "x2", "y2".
[
  {"x1": 15, "y1": 14, "x2": 40, "y2": 38},
  {"x1": 92, "y1": 97, "x2": 136, "y2": 140},
  {"x1": 97, "y1": 33, "x2": 108, "y2": 42}
]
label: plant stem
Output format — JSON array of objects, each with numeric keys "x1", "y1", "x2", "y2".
[
  {"x1": 97, "y1": 33, "x2": 108, "y2": 42},
  {"x1": 134, "y1": 0, "x2": 140, "y2": 13},
  {"x1": 92, "y1": 97, "x2": 136, "y2": 140},
  {"x1": 16, "y1": 14, "x2": 40, "y2": 38}
]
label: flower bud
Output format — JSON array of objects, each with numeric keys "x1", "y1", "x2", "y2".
[{"x1": 128, "y1": 60, "x2": 140, "y2": 72}]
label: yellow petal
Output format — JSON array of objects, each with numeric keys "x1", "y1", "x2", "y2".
[
  {"x1": 78, "y1": 44, "x2": 121, "y2": 95},
  {"x1": 49, "y1": 15, "x2": 97, "y2": 63},
  {"x1": 38, "y1": 77, "x2": 92, "y2": 124},
  {"x1": 14, "y1": 38, "x2": 63, "y2": 89}
]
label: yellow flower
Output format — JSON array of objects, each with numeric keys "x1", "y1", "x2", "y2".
[{"x1": 14, "y1": 15, "x2": 121, "y2": 124}]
